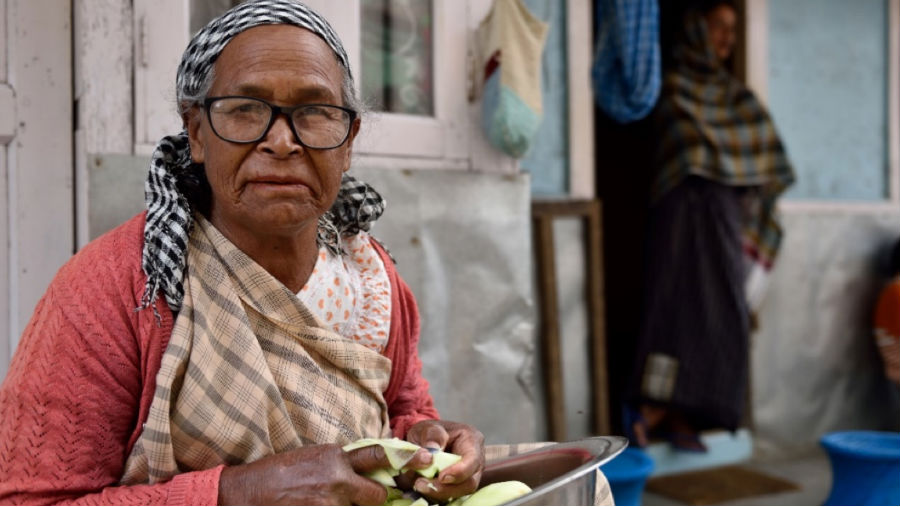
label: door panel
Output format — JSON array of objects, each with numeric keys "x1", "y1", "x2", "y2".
[
  {"x1": 1, "y1": 0, "x2": 73, "y2": 380},
  {"x1": 1, "y1": 0, "x2": 11, "y2": 380}
]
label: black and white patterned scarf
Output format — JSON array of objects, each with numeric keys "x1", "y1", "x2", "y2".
[{"x1": 140, "y1": 0, "x2": 386, "y2": 313}]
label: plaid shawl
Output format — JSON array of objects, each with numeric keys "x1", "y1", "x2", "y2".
[
  {"x1": 652, "y1": 13, "x2": 794, "y2": 268},
  {"x1": 122, "y1": 215, "x2": 392, "y2": 485}
]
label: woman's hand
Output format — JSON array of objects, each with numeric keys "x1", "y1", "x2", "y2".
[
  {"x1": 217, "y1": 442, "x2": 433, "y2": 505},
  {"x1": 403, "y1": 419, "x2": 485, "y2": 502}
]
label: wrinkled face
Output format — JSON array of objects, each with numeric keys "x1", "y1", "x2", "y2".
[
  {"x1": 185, "y1": 24, "x2": 360, "y2": 238},
  {"x1": 704, "y1": 4, "x2": 737, "y2": 62}
]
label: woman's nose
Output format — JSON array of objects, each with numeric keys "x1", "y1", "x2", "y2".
[{"x1": 258, "y1": 114, "x2": 303, "y2": 157}]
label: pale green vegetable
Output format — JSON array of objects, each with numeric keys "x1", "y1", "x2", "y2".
[
  {"x1": 343, "y1": 437, "x2": 462, "y2": 481},
  {"x1": 366, "y1": 468, "x2": 398, "y2": 488},
  {"x1": 385, "y1": 487, "x2": 405, "y2": 502},
  {"x1": 343, "y1": 437, "x2": 422, "y2": 470},
  {"x1": 405, "y1": 450, "x2": 462, "y2": 479},
  {"x1": 458, "y1": 481, "x2": 532, "y2": 506}
]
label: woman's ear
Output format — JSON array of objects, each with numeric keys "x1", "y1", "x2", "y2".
[
  {"x1": 184, "y1": 106, "x2": 206, "y2": 164},
  {"x1": 342, "y1": 117, "x2": 362, "y2": 173}
]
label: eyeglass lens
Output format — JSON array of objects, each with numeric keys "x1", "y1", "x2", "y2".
[{"x1": 207, "y1": 97, "x2": 352, "y2": 148}]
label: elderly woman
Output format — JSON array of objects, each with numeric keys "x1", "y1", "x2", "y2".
[{"x1": 0, "y1": 1, "x2": 483, "y2": 504}]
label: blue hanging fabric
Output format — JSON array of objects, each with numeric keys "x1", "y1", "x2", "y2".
[{"x1": 591, "y1": 0, "x2": 661, "y2": 123}]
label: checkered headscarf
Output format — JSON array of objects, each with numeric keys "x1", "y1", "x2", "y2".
[{"x1": 141, "y1": 0, "x2": 385, "y2": 314}]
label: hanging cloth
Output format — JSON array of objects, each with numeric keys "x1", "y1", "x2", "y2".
[
  {"x1": 474, "y1": 0, "x2": 549, "y2": 158},
  {"x1": 591, "y1": 0, "x2": 661, "y2": 123}
]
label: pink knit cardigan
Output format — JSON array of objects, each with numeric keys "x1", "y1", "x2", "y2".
[{"x1": 0, "y1": 213, "x2": 438, "y2": 505}]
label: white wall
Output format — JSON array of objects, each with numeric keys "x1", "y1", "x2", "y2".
[
  {"x1": 1, "y1": 1, "x2": 74, "y2": 380},
  {"x1": 753, "y1": 212, "x2": 900, "y2": 457},
  {"x1": 745, "y1": 0, "x2": 900, "y2": 457}
]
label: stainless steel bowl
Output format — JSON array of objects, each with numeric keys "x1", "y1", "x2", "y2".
[{"x1": 480, "y1": 436, "x2": 628, "y2": 506}]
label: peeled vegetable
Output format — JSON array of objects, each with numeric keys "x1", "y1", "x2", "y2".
[
  {"x1": 365, "y1": 467, "x2": 399, "y2": 488},
  {"x1": 404, "y1": 450, "x2": 462, "y2": 479},
  {"x1": 342, "y1": 438, "x2": 532, "y2": 506},
  {"x1": 451, "y1": 481, "x2": 532, "y2": 506},
  {"x1": 343, "y1": 437, "x2": 422, "y2": 470}
]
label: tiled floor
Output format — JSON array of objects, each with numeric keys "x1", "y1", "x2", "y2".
[{"x1": 641, "y1": 449, "x2": 832, "y2": 506}]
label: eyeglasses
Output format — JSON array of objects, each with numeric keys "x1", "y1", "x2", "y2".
[{"x1": 203, "y1": 96, "x2": 357, "y2": 149}]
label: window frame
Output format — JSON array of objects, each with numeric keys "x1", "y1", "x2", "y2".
[{"x1": 131, "y1": 0, "x2": 595, "y2": 190}]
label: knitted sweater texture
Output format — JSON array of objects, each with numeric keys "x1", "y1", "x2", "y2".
[{"x1": 0, "y1": 212, "x2": 438, "y2": 505}]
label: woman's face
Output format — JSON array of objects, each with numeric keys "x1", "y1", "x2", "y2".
[
  {"x1": 704, "y1": 4, "x2": 737, "y2": 62},
  {"x1": 186, "y1": 24, "x2": 359, "y2": 239}
]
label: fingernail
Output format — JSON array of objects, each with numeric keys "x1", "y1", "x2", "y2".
[
  {"x1": 414, "y1": 479, "x2": 430, "y2": 494},
  {"x1": 441, "y1": 474, "x2": 455, "y2": 484},
  {"x1": 424, "y1": 442, "x2": 441, "y2": 451}
]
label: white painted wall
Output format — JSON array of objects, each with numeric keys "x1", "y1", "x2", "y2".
[
  {"x1": 1, "y1": 0, "x2": 74, "y2": 379},
  {"x1": 753, "y1": 211, "x2": 900, "y2": 457},
  {"x1": 745, "y1": 0, "x2": 900, "y2": 456}
]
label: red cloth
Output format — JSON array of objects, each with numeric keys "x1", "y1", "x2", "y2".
[
  {"x1": 0, "y1": 212, "x2": 438, "y2": 505},
  {"x1": 874, "y1": 277, "x2": 900, "y2": 339}
]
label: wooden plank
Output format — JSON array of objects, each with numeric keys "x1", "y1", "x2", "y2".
[
  {"x1": 133, "y1": 0, "x2": 188, "y2": 150},
  {"x1": 585, "y1": 201, "x2": 610, "y2": 435},
  {"x1": 74, "y1": 0, "x2": 134, "y2": 247},
  {"x1": 7, "y1": 0, "x2": 73, "y2": 345},
  {"x1": 532, "y1": 198, "x2": 593, "y2": 219},
  {"x1": 534, "y1": 198, "x2": 611, "y2": 438},
  {"x1": 533, "y1": 213, "x2": 566, "y2": 442}
]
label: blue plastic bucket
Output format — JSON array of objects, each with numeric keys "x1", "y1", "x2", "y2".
[
  {"x1": 600, "y1": 447, "x2": 655, "y2": 506},
  {"x1": 820, "y1": 431, "x2": 900, "y2": 506}
]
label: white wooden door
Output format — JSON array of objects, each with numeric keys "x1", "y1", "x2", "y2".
[
  {"x1": 0, "y1": 0, "x2": 11, "y2": 380},
  {"x1": 0, "y1": 0, "x2": 74, "y2": 380}
]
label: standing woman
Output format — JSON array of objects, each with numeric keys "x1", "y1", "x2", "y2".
[
  {"x1": 0, "y1": 1, "x2": 484, "y2": 504},
  {"x1": 626, "y1": 0, "x2": 795, "y2": 451}
]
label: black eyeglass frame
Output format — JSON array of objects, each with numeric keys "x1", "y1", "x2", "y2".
[{"x1": 203, "y1": 96, "x2": 358, "y2": 149}]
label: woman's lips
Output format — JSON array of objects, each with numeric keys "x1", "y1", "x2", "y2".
[{"x1": 246, "y1": 178, "x2": 313, "y2": 195}]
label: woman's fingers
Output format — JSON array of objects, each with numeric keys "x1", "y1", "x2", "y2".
[
  {"x1": 413, "y1": 471, "x2": 482, "y2": 502},
  {"x1": 408, "y1": 420, "x2": 451, "y2": 450},
  {"x1": 346, "y1": 475, "x2": 389, "y2": 506},
  {"x1": 346, "y1": 444, "x2": 391, "y2": 474},
  {"x1": 438, "y1": 425, "x2": 485, "y2": 486}
]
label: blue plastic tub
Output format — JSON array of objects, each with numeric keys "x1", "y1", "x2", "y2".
[
  {"x1": 820, "y1": 431, "x2": 900, "y2": 506},
  {"x1": 599, "y1": 447, "x2": 655, "y2": 506}
]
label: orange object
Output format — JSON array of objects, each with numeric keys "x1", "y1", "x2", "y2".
[{"x1": 874, "y1": 277, "x2": 900, "y2": 383}]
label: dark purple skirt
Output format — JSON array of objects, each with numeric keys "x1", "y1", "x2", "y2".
[{"x1": 628, "y1": 176, "x2": 750, "y2": 431}]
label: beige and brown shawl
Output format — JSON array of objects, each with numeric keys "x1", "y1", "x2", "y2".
[{"x1": 122, "y1": 215, "x2": 392, "y2": 484}]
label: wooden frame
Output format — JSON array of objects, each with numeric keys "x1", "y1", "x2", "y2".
[{"x1": 532, "y1": 198, "x2": 610, "y2": 442}]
